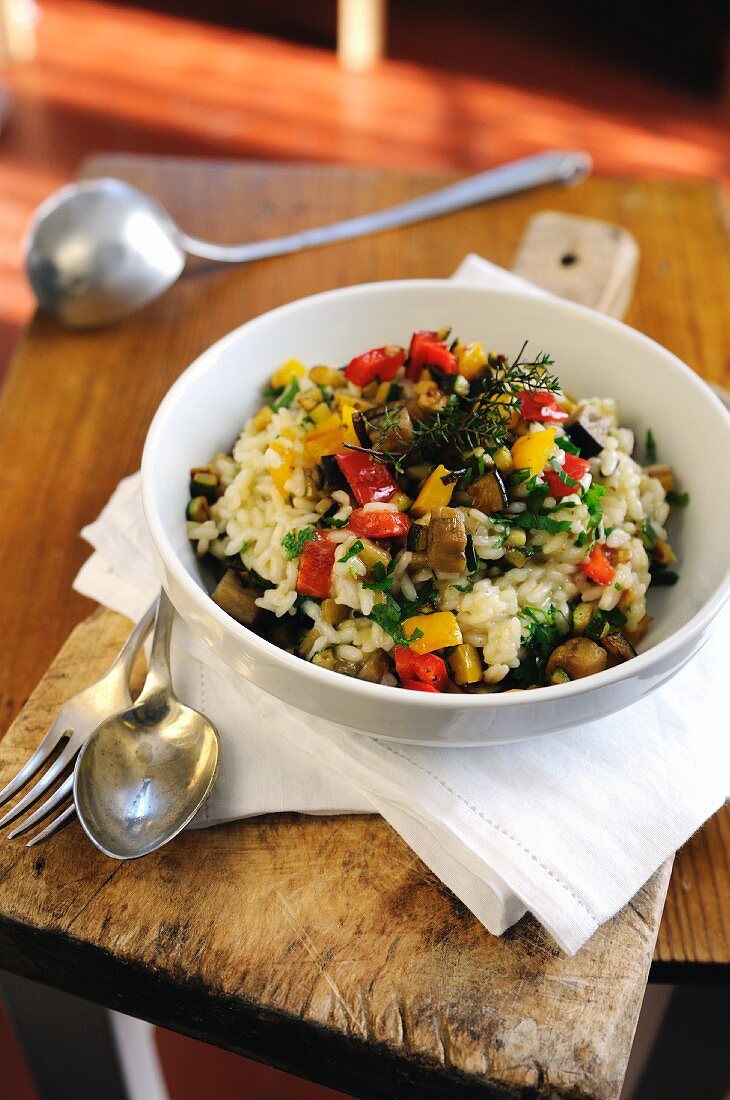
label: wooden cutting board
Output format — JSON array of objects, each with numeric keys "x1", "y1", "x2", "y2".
[{"x1": 0, "y1": 160, "x2": 728, "y2": 1100}]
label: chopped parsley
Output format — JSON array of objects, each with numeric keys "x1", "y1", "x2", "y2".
[
  {"x1": 367, "y1": 598, "x2": 423, "y2": 648},
  {"x1": 319, "y1": 515, "x2": 348, "y2": 528},
  {"x1": 362, "y1": 559, "x2": 397, "y2": 592},
  {"x1": 639, "y1": 517, "x2": 659, "y2": 550},
  {"x1": 340, "y1": 539, "x2": 365, "y2": 564},
  {"x1": 556, "y1": 435, "x2": 581, "y2": 455},
  {"x1": 646, "y1": 428, "x2": 658, "y2": 464},
  {"x1": 666, "y1": 490, "x2": 690, "y2": 507},
  {"x1": 584, "y1": 607, "x2": 627, "y2": 640},
  {"x1": 272, "y1": 378, "x2": 300, "y2": 411},
  {"x1": 281, "y1": 527, "x2": 316, "y2": 560},
  {"x1": 513, "y1": 605, "x2": 567, "y2": 687},
  {"x1": 549, "y1": 456, "x2": 580, "y2": 487}
]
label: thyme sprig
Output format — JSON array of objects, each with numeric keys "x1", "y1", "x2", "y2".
[{"x1": 348, "y1": 342, "x2": 560, "y2": 471}]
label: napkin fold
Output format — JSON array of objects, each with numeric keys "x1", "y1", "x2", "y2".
[{"x1": 73, "y1": 256, "x2": 728, "y2": 954}]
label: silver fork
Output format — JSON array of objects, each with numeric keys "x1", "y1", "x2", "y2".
[{"x1": 0, "y1": 600, "x2": 157, "y2": 845}]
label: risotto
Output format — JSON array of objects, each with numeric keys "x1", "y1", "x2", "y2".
[{"x1": 185, "y1": 329, "x2": 685, "y2": 693}]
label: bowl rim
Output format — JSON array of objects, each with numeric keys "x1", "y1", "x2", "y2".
[{"x1": 142, "y1": 278, "x2": 730, "y2": 710}]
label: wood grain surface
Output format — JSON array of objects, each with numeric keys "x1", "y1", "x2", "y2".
[{"x1": 0, "y1": 160, "x2": 728, "y2": 1097}]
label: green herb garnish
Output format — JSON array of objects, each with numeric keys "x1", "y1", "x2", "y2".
[
  {"x1": 585, "y1": 608, "x2": 627, "y2": 640},
  {"x1": 340, "y1": 539, "x2": 365, "y2": 564},
  {"x1": 513, "y1": 604, "x2": 567, "y2": 686},
  {"x1": 362, "y1": 559, "x2": 398, "y2": 592},
  {"x1": 556, "y1": 435, "x2": 581, "y2": 456},
  {"x1": 646, "y1": 429, "x2": 658, "y2": 464},
  {"x1": 367, "y1": 599, "x2": 423, "y2": 648},
  {"x1": 319, "y1": 515, "x2": 349, "y2": 528},
  {"x1": 272, "y1": 378, "x2": 300, "y2": 411},
  {"x1": 639, "y1": 517, "x2": 659, "y2": 550},
  {"x1": 666, "y1": 490, "x2": 690, "y2": 506},
  {"x1": 350, "y1": 342, "x2": 560, "y2": 472},
  {"x1": 549, "y1": 456, "x2": 580, "y2": 487},
  {"x1": 281, "y1": 527, "x2": 316, "y2": 560}
]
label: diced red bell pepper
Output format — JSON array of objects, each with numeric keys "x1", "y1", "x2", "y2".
[
  {"x1": 405, "y1": 330, "x2": 458, "y2": 380},
  {"x1": 400, "y1": 679, "x2": 440, "y2": 693},
  {"x1": 580, "y1": 544, "x2": 615, "y2": 586},
  {"x1": 296, "y1": 532, "x2": 336, "y2": 598},
  {"x1": 518, "y1": 390, "x2": 569, "y2": 423},
  {"x1": 348, "y1": 508, "x2": 411, "y2": 539},
  {"x1": 344, "y1": 345, "x2": 406, "y2": 387},
  {"x1": 394, "y1": 647, "x2": 448, "y2": 690},
  {"x1": 543, "y1": 453, "x2": 591, "y2": 499},
  {"x1": 335, "y1": 451, "x2": 399, "y2": 505}
]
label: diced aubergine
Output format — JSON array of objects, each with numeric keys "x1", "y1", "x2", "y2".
[
  {"x1": 427, "y1": 507, "x2": 467, "y2": 573},
  {"x1": 360, "y1": 404, "x2": 415, "y2": 454},
  {"x1": 406, "y1": 523, "x2": 429, "y2": 552},
  {"x1": 320, "y1": 454, "x2": 348, "y2": 490},
  {"x1": 599, "y1": 632, "x2": 637, "y2": 664},
  {"x1": 189, "y1": 468, "x2": 219, "y2": 503},
  {"x1": 351, "y1": 411, "x2": 373, "y2": 448},
  {"x1": 565, "y1": 405, "x2": 610, "y2": 458},
  {"x1": 211, "y1": 570, "x2": 263, "y2": 627},
  {"x1": 467, "y1": 469, "x2": 508, "y2": 513},
  {"x1": 545, "y1": 637, "x2": 608, "y2": 683},
  {"x1": 357, "y1": 648, "x2": 391, "y2": 683},
  {"x1": 186, "y1": 496, "x2": 210, "y2": 523}
]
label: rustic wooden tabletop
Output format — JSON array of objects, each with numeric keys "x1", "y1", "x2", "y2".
[{"x1": 0, "y1": 158, "x2": 727, "y2": 1100}]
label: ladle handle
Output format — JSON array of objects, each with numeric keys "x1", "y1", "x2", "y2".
[
  {"x1": 177, "y1": 151, "x2": 592, "y2": 265},
  {"x1": 138, "y1": 589, "x2": 175, "y2": 700}
]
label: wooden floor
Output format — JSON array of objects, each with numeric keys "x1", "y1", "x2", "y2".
[
  {"x1": 0, "y1": 0, "x2": 728, "y2": 377},
  {"x1": 0, "y1": 3, "x2": 727, "y2": 1096}
]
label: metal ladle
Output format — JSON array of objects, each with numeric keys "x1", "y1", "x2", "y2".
[
  {"x1": 25, "y1": 150, "x2": 592, "y2": 329},
  {"x1": 74, "y1": 591, "x2": 219, "y2": 859}
]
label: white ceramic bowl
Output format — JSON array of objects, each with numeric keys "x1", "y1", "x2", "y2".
[{"x1": 142, "y1": 281, "x2": 730, "y2": 745}]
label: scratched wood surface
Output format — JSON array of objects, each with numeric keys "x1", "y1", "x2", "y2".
[{"x1": 0, "y1": 161, "x2": 728, "y2": 1098}]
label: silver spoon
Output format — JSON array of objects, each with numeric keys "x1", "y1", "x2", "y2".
[
  {"x1": 25, "y1": 150, "x2": 592, "y2": 329},
  {"x1": 74, "y1": 591, "x2": 219, "y2": 859}
]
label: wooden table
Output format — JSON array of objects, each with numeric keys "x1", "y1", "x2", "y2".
[{"x1": 0, "y1": 159, "x2": 728, "y2": 1100}]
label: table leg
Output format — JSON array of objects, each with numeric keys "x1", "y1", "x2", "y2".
[{"x1": 0, "y1": 970, "x2": 168, "y2": 1100}]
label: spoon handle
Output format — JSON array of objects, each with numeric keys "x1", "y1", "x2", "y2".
[
  {"x1": 177, "y1": 151, "x2": 592, "y2": 265},
  {"x1": 137, "y1": 589, "x2": 175, "y2": 700}
]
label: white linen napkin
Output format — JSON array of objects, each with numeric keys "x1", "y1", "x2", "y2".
[{"x1": 73, "y1": 256, "x2": 729, "y2": 954}]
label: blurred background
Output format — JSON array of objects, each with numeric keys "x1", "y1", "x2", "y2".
[
  {"x1": 0, "y1": 0, "x2": 728, "y2": 380},
  {"x1": 0, "y1": 2, "x2": 728, "y2": 1097}
]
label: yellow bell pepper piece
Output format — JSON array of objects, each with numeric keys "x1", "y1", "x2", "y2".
[
  {"x1": 309, "y1": 402, "x2": 332, "y2": 425},
  {"x1": 304, "y1": 413, "x2": 345, "y2": 461},
  {"x1": 491, "y1": 392, "x2": 519, "y2": 430},
  {"x1": 269, "y1": 441, "x2": 293, "y2": 496},
  {"x1": 402, "y1": 611, "x2": 463, "y2": 655},
  {"x1": 340, "y1": 403, "x2": 361, "y2": 447},
  {"x1": 511, "y1": 428, "x2": 556, "y2": 476},
  {"x1": 410, "y1": 464, "x2": 454, "y2": 518},
  {"x1": 455, "y1": 340, "x2": 488, "y2": 380},
  {"x1": 309, "y1": 365, "x2": 345, "y2": 389},
  {"x1": 270, "y1": 358, "x2": 306, "y2": 390},
  {"x1": 448, "y1": 643, "x2": 483, "y2": 684}
]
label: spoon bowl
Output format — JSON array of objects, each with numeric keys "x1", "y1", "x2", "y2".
[
  {"x1": 25, "y1": 179, "x2": 185, "y2": 329},
  {"x1": 74, "y1": 591, "x2": 219, "y2": 859}
]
